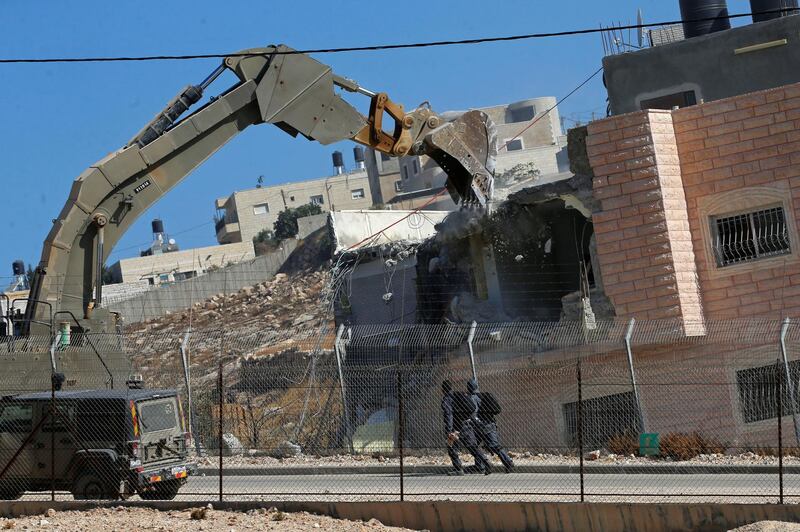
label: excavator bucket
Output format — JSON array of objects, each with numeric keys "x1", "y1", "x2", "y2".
[{"x1": 422, "y1": 110, "x2": 497, "y2": 209}]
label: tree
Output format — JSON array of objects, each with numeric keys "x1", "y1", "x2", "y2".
[
  {"x1": 253, "y1": 229, "x2": 278, "y2": 256},
  {"x1": 272, "y1": 203, "x2": 323, "y2": 242}
]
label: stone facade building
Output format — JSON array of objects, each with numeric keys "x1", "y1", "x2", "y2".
[
  {"x1": 215, "y1": 168, "x2": 373, "y2": 245},
  {"x1": 587, "y1": 81, "x2": 800, "y2": 327}
]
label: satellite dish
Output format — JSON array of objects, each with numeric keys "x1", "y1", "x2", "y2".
[{"x1": 637, "y1": 8, "x2": 645, "y2": 48}]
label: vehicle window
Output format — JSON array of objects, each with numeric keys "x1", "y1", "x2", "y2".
[
  {"x1": 76, "y1": 401, "x2": 125, "y2": 441},
  {"x1": 137, "y1": 399, "x2": 178, "y2": 433},
  {"x1": 0, "y1": 402, "x2": 32, "y2": 433}
]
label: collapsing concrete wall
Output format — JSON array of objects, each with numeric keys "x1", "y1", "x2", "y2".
[{"x1": 416, "y1": 127, "x2": 615, "y2": 324}]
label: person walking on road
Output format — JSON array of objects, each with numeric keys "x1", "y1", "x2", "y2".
[
  {"x1": 468, "y1": 378, "x2": 515, "y2": 473},
  {"x1": 441, "y1": 379, "x2": 490, "y2": 476}
]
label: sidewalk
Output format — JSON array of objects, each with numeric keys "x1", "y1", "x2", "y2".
[{"x1": 197, "y1": 463, "x2": 800, "y2": 476}]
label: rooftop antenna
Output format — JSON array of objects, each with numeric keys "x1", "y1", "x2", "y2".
[{"x1": 637, "y1": 8, "x2": 645, "y2": 48}]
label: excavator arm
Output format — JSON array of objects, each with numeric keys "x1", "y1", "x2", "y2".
[{"x1": 23, "y1": 45, "x2": 496, "y2": 335}]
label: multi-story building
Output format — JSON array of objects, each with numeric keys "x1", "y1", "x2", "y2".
[
  {"x1": 603, "y1": 4, "x2": 800, "y2": 115},
  {"x1": 107, "y1": 241, "x2": 255, "y2": 285},
  {"x1": 379, "y1": 97, "x2": 570, "y2": 210},
  {"x1": 215, "y1": 151, "x2": 373, "y2": 245}
]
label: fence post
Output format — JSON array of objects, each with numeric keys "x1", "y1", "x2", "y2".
[
  {"x1": 577, "y1": 358, "x2": 584, "y2": 503},
  {"x1": 50, "y1": 363, "x2": 55, "y2": 502},
  {"x1": 179, "y1": 329, "x2": 202, "y2": 455},
  {"x1": 335, "y1": 325, "x2": 353, "y2": 452},
  {"x1": 218, "y1": 359, "x2": 223, "y2": 502},
  {"x1": 397, "y1": 369, "x2": 405, "y2": 502},
  {"x1": 467, "y1": 321, "x2": 478, "y2": 383},
  {"x1": 778, "y1": 359, "x2": 784, "y2": 504},
  {"x1": 779, "y1": 318, "x2": 800, "y2": 445},
  {"x1": 623, "y1": 318, "x2": 645, "y2": 432}
]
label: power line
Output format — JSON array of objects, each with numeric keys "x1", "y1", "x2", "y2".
[{"x1": 0, "y1": 9, "x2": 796, "y2": 64}]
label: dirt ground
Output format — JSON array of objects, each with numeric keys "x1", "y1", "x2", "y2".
[
  {"x1": 730, "y1": 522, "x2": 800, "y2": 531},
  {"x1": 0, "y1": 506, "x2": 421, "y2": 531}
]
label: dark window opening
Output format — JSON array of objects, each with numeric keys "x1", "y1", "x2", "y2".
[
  {"x1": 563, "y1": 391, "x2": 641, "y2": 449},
  {"x1": 506, "y1": 139, "x2": 524, "y2": 151},
  {"x1": 508, "y1": 105, "x2": 535, "y2": 123},
  {"x1": 737, "y1": 361, "x2": 800, "y2": 423},
  {"x1": 640, "y1": 90, "x2": 697, "y2": 111}
]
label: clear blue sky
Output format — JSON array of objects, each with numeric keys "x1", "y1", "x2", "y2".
[{"x1": 0, "y1": 0, "x2": 756, "y2": 282}]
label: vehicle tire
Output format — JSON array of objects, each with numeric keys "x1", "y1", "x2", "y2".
[
  {"x1": 138, "y1": 480, "x2": 181, "y2": 500},
  {"x1": 72, "y1": 470, "x2": 119, "y2": 500}
]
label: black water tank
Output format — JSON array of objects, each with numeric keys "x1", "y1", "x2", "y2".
[
  {"x1": 679, "y1": 0, "x2": 731, "y2": 38},
  {"x1": 152, "y1": 219, "x2": 164, "y2": 234},
  {"x1": 11, "y1": 261, "x2": 24, "y2": 276},
  {"x1": 332, "y1": 151, "x2": 344, "y2": 168},
  {"x1": 751, "y1": 0, "x2": 799, "y2": 23},
  {"x1": 353, "y1": 146, "x2": 365, "y2": 163}
]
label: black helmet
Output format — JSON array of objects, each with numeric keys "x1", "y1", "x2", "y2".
[
  {"x1": 467, "y1": 378, "x2": 479, "y2": 394},
  {"x1": 441, "y1": 380, "x2": 452, "y2": 394}
]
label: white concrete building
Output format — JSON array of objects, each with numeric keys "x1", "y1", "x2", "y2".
[
  {"x1": 107, "y1": 241, "x2": 255, "y2": 285},
  {"x1": 381, "y1": 97, "x2": 570, "y2": 210},
  {"x1": 215, "y1": 157, "x2": 374, "y2": 245}
]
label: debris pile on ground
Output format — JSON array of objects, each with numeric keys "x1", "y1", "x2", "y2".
[
  {"x1": 729, "y1": 522, "x2": 800, "y2": 531},
  {"x1": 128, "y1": 270, "x2": 332, "y2": 335},
  {"x1": 126, "y1": 269, "x2": 334, "y2": 380},
  {"x1": 0, "y1": 506, "x2": 419, "y2": 531}
]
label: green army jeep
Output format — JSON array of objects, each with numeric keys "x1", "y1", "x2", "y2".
[{"x1": 0, "y1": 389, "x2": 197, "y2": 500}]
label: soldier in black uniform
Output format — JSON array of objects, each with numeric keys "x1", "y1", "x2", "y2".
[
  {"x1": 441, "y1": 379, "x2": 490, "y2": 476},
  {"x1": 468, "y1": 378, "x2": 515, "y2": 473}
]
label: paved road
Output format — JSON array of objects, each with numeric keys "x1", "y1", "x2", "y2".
[
  {"x1": 173, "y1": 472, "x2": 800, "y2": 503},
  {"x1": 19, "y1": 472, "x2": 800, "y2": 503}
]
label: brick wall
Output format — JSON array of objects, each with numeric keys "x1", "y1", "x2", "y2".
[
  {"x1": 587, "y1": 82, "x2": 800, "y2": 322},
  {"x1": 587, "y1": 111, "x2": 704, "y2": 329}
]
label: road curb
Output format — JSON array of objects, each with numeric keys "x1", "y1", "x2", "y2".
[{"x1": 197, "y1": 464, "x2": 800, "y2": 476}]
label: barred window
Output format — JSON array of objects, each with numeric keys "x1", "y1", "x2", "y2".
[
  {"x1": 711, "y1": 206, "x2": 790, "y2": 267},
  {"x1": 563, "y1": 391, "x2": 641, "y2": 449},
  {"x1": 737, "y1": 361, "x2": 800, "y2": 423}
]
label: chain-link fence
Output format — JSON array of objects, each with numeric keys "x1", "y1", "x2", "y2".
[{"x1": 3, "y1": 318, "x2": 800, "y2": 503}]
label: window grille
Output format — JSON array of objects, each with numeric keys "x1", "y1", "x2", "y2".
[
  {"x1": 563, "y1": 391, "x2": 641, "y2": 449},
  {"x1": 712, "y1": 206, "x2": 790, "y2": 267},
  {"x1": 351, "y1": 188, "x2": 365, "y2": 199},
  {"x1": 310, "y1": 195, "x2": 324, "y2": 206},
  {"x1": 737, "y1": 361, "x2": 800, "y2": 423}
]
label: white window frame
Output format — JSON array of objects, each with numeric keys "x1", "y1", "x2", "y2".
[
  {"x1": 351, "y1": 188, "x2": 365, "y2": 200},
  {"x1": 394, "y1": 180, "x2": 403, "y2": 192},
  {"x1": 253, "y1": 203, "x2": 269, "y2": 215},
  {"x1": 310, "y1": 195, "x2": 324, "y2": 206}
]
